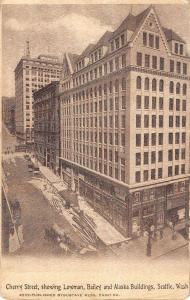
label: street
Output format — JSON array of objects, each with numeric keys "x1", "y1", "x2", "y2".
[{"x1": 1, "y1": 123, "x2": 189, "y2": 260}]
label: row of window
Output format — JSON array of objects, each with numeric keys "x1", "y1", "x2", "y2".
[
  {"x1": 136, "y1": 132, "x2": 186, "y2": 147},
  {"x1": 136, "y1": 77, "x2": 187, "y2": 95},
  {"x1": 143, "y1": 32, "x2": 160, "y2": 49},
  {"x1": 136, "y1": 114, "x2": 186, "y2": 128},
  {"x1": 135, "y1": 164, "x2": 185, "y2": 183},
  {"x1": 136, "y1": 148, "x2": 185, "y2": 166},
  {"x1": 136, "y1": 96, "x2": 186, "y2": 111}
]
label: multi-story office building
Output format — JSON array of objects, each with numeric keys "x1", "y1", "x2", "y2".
[
  {"x1": 59, "y1": 5, "x2": 189, "y2": 238},
  {"x1": 14, "y1": 50, "x2": 62, "y2": 144},
  {"x1": 33, "y1": 81, "x2": 60, "y2": 173}
]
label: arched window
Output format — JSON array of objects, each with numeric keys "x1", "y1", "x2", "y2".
[
  {"x1": 183, "y1": 83, "x2": 187, "y2": 95},
  {"x1": 145, "y1": 77, "x2": 149, "y2": 90},
  {"x1": 115, "y1": 79, "x2": 119, "y2": 92},
  {"x1": 169, "y1": 81, "x2": 174, "y2": 93},
  {"x1": 121, "y1": 78, "x2": 126, "y2": 90},
  {"x1": 99, "y1": 85, "x2": 102, "y2": 96},
  {"x1": 152, "y1": 79, "x2": 157, "y2": 91},
  {"x1": 176, "y1": 82, "x2": 180, "y2": 94},
  {"x1": 136, "y1": 76, "x2": 141, "y2": 89},
  {"x1": 159, "y1": 80, "x2": 164, "y2": 92}
]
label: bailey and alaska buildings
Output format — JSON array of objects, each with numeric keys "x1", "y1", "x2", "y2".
[
  {"x1": 14, "y1": 52, "x2": 62, "y2": 144},
  {"x1": 35, "y1": 5, "x2": 190, "y2": 238}
]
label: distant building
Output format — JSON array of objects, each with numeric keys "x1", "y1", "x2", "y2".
[
  {"x1": 58, "y1": 6, "x2": 190, "y2": 238},
  {"x1": 14, "y1": 49, "x2": 62, "y2": 144},
  {"x1": 2, "y1": 97, "x2": 15, "y2": 126},
  {"x1": 33, "y1": 81, "x2": 60, "y2": 173}
]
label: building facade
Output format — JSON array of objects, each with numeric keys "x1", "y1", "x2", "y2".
[
  {"x1": 59, "y1": 6, "x2": 189, "y2": 238},
  {"x1": 33, "y1": 82, "x2": 60, "y2": 173},
  {"x1": 14, "y1": 53, "x2": 62, "y2": 144},
  {"x1": 2, "y1": 97, "x2": 15, "y2": 127}
]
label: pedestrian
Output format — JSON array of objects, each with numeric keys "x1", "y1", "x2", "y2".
[
  {"x1": 159, "y1": 228, "x2": 163, "y2": 239},
  {"x1": 146, "y1": 239, "x2": 152, "y2": 257}
]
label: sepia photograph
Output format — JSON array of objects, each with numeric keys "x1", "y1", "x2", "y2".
[{"x1": 1, "y1": 1, "x2": 190, "y2": 299}]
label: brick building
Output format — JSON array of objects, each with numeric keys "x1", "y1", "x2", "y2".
[{"x1": 59, "y1": 6, "x2": 189, "y2": 238}]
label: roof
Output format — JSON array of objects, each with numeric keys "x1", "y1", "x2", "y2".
[
  {"x1": 77, "y1": 43, "x2": 95, "y2": 61},
  {"x1": 112, "y1": 6, "x2": 151, "y2": 39},
  {"x1": 162, "y1": 27, "x2": 186, "y2": 44},
  {"x1": 33, "y1": 81, "x2": 59, "y2": 98},
  {"x1": 90, "y1": 31, "x2": 113, "y2": 51},
  {"x1": 67, "y1": 53, "x2": 79, "y2": 69}
]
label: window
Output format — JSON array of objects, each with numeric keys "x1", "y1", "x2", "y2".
[
  {"x1": 170, "y1": 60, "x2": 174, "y2": 72},
  {"x1": 175, "y1": 43, "x2": 178, "y2": 54},
  {"x1": 175, "y1": 165, "x2": 179, "y2": 175},
  {"x1": 169, "y1": 98, "x2": 174, "y2": 110},
  {"x1": 175, "y1": 149, "x2": 179, "y2": 160},
  {"x1": 121, "y1": 115, "x2": 125, "y2": 128},
  {"x1": 136, "y1": 76, "x2": 141, "y2": 89},
  {"x1": 136, "y1": 115, "x2": 141, "y2": 128},
  {"x1": 151, "y1": 133, "x2": 156, "y2": 146},
  {"x1": 151, "y1": 169, "x2": 156, "y2": 180},
  {"x1": 115, "y1": 57, "x2": 119, "y2": 70},
  {"x1": 155, "y1": 36, "x2": 159, "y2": 49},
  {"x1": 122, "y1": 54, "x2": 126, "y2": 67},
  {"x1": 136, "y1": 134, "x2": 141, "y2": 147},
  {"x1": 168, "y1": 150, "x2": 173, "y2": 161},
  {"x1": 175, "y1": 132, "x2": 180, "y2": 144},
  {"x1": 181, "y1": 164, "x2": 185, "y2": 174},
  {"x1": 152, "y1": 115, "x2": 156, "y2": 128},
  {"x1": 109, "y1": 60, "x2": 113, "y2": 72},
  {"x1": 144, "y1": 96, "x2": 149, "y2": 109},
  {"x1": 152, "y1": 97, "x2": 156, "y2": 109},
  {"x1": 144, "y1": 152, "x2": 149, "y2": 165},
  {"x1": 122, "y1": 96, "x2": 126, "y2": 109},
  {"x1": 109, "y1": 81, "x2": 113, "y2": 93},
  {"x1": 121, "y1": 78, "x2": 126, "y2": 90},
  {"x1": 176, "y1": 83, "x2": 180, "y2": 94},
  {"x1": 182, "y1": 100, "x2": 186, "y2": 111},
  {"x1": 183, "y1": 84, "x2": 187, "y2": 95},
  {"x1": 144, "y1": 170, "x2": 148, "y2": 181},
  {"x1": 169, "y1": 116, "x2": 173, "y2": 127},
  {"x1": 160, "y1": 57, "x2": 164, "y2": 70},
  {"x1": 159, "y1": 133, "x2": 163, "y2": 145},
  {"x1": 135, "y1": 171, "x2": 141, "y2": 183},
  {"x1": 158, "y1": 168, "x2": 162, "y2": 179},
  {"x1": 137, "y1": 52, "x2": 142, "y2": 66},
  {"x1": 182, "y1": 116, "x2": 186, "y2": 127},
  {"x1": 151, "y1": 151, "x2": 156, "y2": 164},
  {"x1": 121, "y1": 34, "x2": 125, "y2": 46},
  {"x1": 169, "y1": 81, "x2": 174, "y2": 93},
  {"x1": 175, "y1": 116, "x2": 180, "y2": 127},
  {"x1": 159, "y1": 97, "x2": 163, "y2": 110},
  {"x1": 144, "y1": 115, "x2": 149, "y2": 128},
  {"x1": 169, "y1": 133, "x2": 173, "y2": 144},
  {"x1": 180, "y1": 44, "x2": 183, "y2": 55},
  {"x1": 121, "y1": 134, "x2": 125, "y2": 146},
  {"x1": 104, "y1": 63, "x2": 107, "y2": 75},
  {"x1": 159, "y1": 80, "x2": 164, "y2": 92},
  {"x1": 145, "y1": 78, "x2": 149, "y2": 90},
  {"x1": 144, "y1": 134, "x2": 149, "y2": 146},
  {"x1": 176, "y1": 99, "x2": 180, "y2": 111},
  {"x1": 115, "y1": 37, "x2": 120, "y2": 49},
  {"x1": 145, "y1": 55, "x2": 150, "y2": 68},
  {"x1": 159, "y1": 115, "x2": 163, "y2": 127},
  {"x1": 115, "y1": 79, "x2": 119, "y2": 92},
  {"x1": 143, "y1": 32, "x2": 147, "y2": 46},
  {"x1": 158, "y1": 151, "x2": 163, "y2": 162},
  {"x1": 152, "y1": 79, "x2": 157, "y2": 91},
  {"x1": 149, "y1": 34, "x2": 154, "y2": 47},
  {"x1": 152, "y1": 56, "x2": 157, "y2": 69},
  {"x1": 136, "y1": 95, "x2": 141, "y2": 109},
  {"x1": 111, "y1": 41, "x2": 114, "y2": 51},
  {"x1": 182, "y1": 132, "x2": 186, "y2": 143},
  {"x1": 168, "y1": 166, "x2": 172, "y2": 177},
  {"x1": 183, "y1": 63, "x2": 187, "y2": 75},
  {"x1": 177, "y1": 62, "x2": 181, "y2": 74},
  {"x1": 136, "y1": 153, "x2": 141, "y2": 166}
]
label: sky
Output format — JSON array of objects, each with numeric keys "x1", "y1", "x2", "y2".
[{"x1": 2, "y1": 3, "x2": 190, "y2": 97}]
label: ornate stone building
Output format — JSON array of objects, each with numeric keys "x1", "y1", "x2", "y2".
[{"x1": 58, "y1": 6, "x2": 189, "y2": 237}]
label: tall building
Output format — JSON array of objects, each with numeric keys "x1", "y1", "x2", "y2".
[
  {"x1": 33, "y1": 81, "x2": 60, "y2": 173},
  {"x1": 14, "y1": 46, "x2": 62, "y2": 144},
  {"x1": 2, "y1": 96, "x2": 15, "y2": 126},
  {"x1": 58, "y1": 5, "x2": 189, "y2": 238}
]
